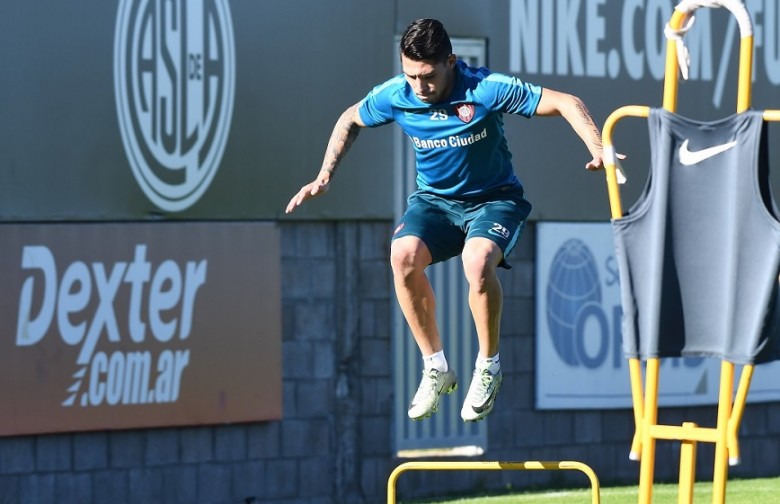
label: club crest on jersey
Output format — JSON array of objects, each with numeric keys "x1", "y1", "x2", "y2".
[{"x1": 454, "y1": 103, "x2": 475, "y2": 123}]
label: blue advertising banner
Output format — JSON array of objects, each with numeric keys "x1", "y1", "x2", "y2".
[{"x1": 536, "y1": 222, "x2": 780, "y2": 409}]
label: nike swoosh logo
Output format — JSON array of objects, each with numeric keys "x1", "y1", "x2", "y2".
[
  {"x1": 470, "y1": 391, "x2": 497, "y2": 414},
  {"x1": 678, "y1": 139, "x2": 737, "y2": 166},
  {"x1": 470, "y1": 376, "x2": 501, "y2": 413}
]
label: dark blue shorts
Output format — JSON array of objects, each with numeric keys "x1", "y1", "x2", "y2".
[{"x1": 392, "y1": 184, "x2": 532, "y2": 268}]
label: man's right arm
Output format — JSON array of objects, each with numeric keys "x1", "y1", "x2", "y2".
[
  {"x1": 534, "y1": 88, "x2": 606, "y2": 171},
  {"x1": 285, "y1": 102, "x2": 366, "y2": 214}
]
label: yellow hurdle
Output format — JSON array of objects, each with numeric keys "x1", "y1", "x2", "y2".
[{"x1": 387, "y1": 460, "x2": 601, "y2": 504}]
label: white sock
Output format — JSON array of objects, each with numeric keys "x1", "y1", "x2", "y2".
[
  {"x1": 423, "y1": 350, "x2": 448, "y2": 372},
  {"x1": 476, "y1": 353, "x2": 500, "y2": 374}
]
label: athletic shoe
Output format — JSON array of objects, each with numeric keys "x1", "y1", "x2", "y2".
[
  {"x1": 460, "y1": 368, "x2": 502, "y2": 422},
  {"x1": 407, "y1": 368, "x2": 458, "y2": 420}
]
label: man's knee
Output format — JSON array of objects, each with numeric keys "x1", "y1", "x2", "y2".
[
  {"x1": 462, "y1": 239, "x2": 501, "y2": 283},
  {"x1": 390, "y1": 236, "x2": 431, "y2": 276}
]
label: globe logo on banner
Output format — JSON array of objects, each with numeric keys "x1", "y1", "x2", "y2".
[
  {"x1": 546, "y1": 238, "x2": 602, "y2": 366},
  {"x1": 114, "y1": 0, "x2": 235, "y2": 212}
]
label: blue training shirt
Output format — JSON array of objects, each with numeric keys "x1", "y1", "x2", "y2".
[{"x1": 358, "y1": 60, "x2": 542, "y2": 198}]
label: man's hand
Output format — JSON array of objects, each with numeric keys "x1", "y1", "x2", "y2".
[
  {"x1": 285, "y1": 175, "x2": 331, "y2": 214},
  {"x1": 283, "y1": 102, "x2": 364, "y2": 215},
  {"x1": 585, "y1": 156, "x2": 605, "y2": 171},
  {"x1": 585, "y1": 152, "x2": 625, "y2": 171}
]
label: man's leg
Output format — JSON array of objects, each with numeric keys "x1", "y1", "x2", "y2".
[
  {"x1": 461, "y1": 237, "x2": 504, "y2": 358},
  {"x1": 460, "y1": 236, "x2": 504, "y2": 422},
  {"x1": 391, "y1": 235, "x2": 457, "y2": 420},
  {"x1": 390, "y1": 235, "x2": 441, "y2": 355}
]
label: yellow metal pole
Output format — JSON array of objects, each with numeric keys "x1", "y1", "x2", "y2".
[
  {"x1": 764, "y1": 110, "x2": 780, "y2": 121},
  {"x1": 713, "y1": 8, "x2": 753, "y2": 503},
  {"x1": 662, "y1": 10, "x2": 688, "y2": 112},
  {"x1": 678, "y1": 422, "x2": 699, "y2": 504},
  {"x1": 712, "y1": 361, "x2": 735, "y2": 504},
  {"x1": 737, "y1": 36, "x2": 753, "y2": 112},
  {"x1": 601, "y1": 105, "x2": 650, "y2": 220},
  {"x1": 658, "y1": 21, "x2": 684, "y2": 501},
  {"x1": 638, "y1": 358, "x2": 660, "y2": 504},
  {"x1": 629, "y1": 358, "x2": 645, "y2": 461},
  {"x1": 728, "y1": 365, "x2": 754, "y2": 465}
]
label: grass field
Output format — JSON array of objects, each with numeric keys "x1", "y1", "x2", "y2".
[{"x1": 400, "y1": 477, "x2": 780, "y2": 503}]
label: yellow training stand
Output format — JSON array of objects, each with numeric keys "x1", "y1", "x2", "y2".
[{"x1": 602, "y1": 1, "x2": 780, "y2": 503}]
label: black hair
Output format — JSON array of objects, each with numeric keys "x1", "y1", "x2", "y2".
[{"x1": 399, "y1": 19, "x2": 452, "y2": 63}]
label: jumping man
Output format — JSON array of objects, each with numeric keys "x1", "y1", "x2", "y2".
[{"x1": 286, "y1": 19, "x2": 607, "y2": 422}]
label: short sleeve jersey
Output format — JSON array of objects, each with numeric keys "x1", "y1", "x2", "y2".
[{"x1": 358, "y1": 60, "x2": 542, "y2": 198}]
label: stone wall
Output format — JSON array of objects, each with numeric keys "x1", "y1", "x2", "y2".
[{"x1": 1, "y1": 221, "x2": 779, "y2": 504}]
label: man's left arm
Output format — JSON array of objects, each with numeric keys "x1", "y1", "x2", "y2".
[{"x1": 534, "y1": 88, "x2": 606, "y2": 171}]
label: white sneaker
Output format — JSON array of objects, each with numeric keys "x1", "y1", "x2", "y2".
[
  {"x1": 460, "y1": 368, "x2": 502, "y2": 422},
  {"x1": 407, "y1": 368, "x2": 457, "y2": 420}
]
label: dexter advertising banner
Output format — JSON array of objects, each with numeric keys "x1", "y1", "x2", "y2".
[
  {"x1": 536, "y1": 222, "x2": 780, "y2": 410},
  {"x1": 0, "y1": 221, "x2": 282, "y2": 436}
]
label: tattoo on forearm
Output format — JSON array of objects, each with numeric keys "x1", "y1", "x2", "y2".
[
  {"x1": 322, "y1": 106, "x2": 361, "y2": 175},
  {"x1": 575, "y1": 101, "x2": 603, "y2": 150}
]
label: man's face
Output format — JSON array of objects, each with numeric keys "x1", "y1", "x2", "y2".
[{"x1": 401, "y1": 54, "x2": 456, "y2": 104}]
